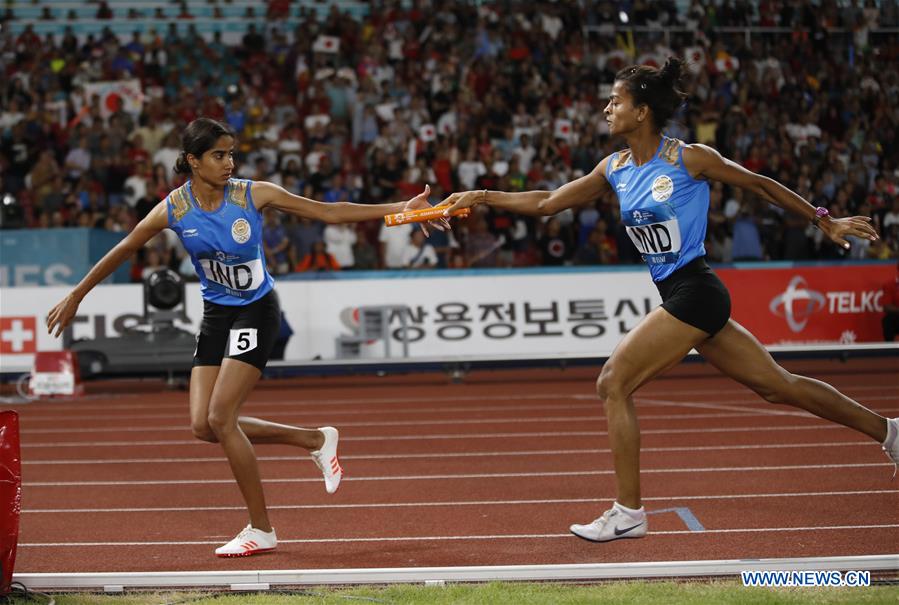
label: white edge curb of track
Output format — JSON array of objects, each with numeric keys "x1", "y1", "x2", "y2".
[{"x1": 14, "y1": 554, "x2": 899, "y2": 591}]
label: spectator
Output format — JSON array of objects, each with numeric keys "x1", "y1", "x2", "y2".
[
  {"x1": 352, "y1": 225, "x2": 379, "y2": 270},
  {"x1": 538, "y1": 217, "x2": 575, "y2": 266},
  {"x1": 287, "y1": 216, "x2": 324, "y2": 267},
  {"x1": 2, "y1": 0, "x2": 897, "y2": 268},
  {"x1": 63, "y1": 136, "x2": 91, "y2": 182},
  {"x1": 731, "y1": 204, "x2": 765, "y2": 261},
  {"x1": 96, "y1": 1, "x2": 113, "y2": 20},
  {"x1": 465, "y1": 213, "x2": 500, "y2": 268},
  {"x1": 295, "y1": 240, "x2": 341, "y2": 272},
  {"x1": 401, "y1": 230, "x2": 439, "y2": 268},
  {"x1": 262, "y1": 209, "x2": 291, "y2": 275},
  {"x1": 379, "y1": 220, "x2": 414, "y2": 269},
  {"x1": 323, "y1": 223, "x2": 357, "y2": 269}
]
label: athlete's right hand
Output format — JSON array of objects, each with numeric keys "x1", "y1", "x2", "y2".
[
  {"x1": 47, "y1": 293, "x2": 81, "y2": 338},
  {"x1": 440, "y1": 190, "x2": 485, "y2": 216}
]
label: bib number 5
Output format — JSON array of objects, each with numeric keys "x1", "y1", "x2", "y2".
[{"x1": 229, "y1": 328, "x2": 258, "y2": 356}]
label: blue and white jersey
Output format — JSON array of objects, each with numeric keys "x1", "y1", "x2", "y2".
[
  {"x1": 166, "y1": 178, "x2": 274, "y2": 305},
  {"x1": 605, "y1": 137, "x2": 710, "y2": 281}
]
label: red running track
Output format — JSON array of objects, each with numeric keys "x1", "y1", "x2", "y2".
[{"x1": 9, "y1": 358, "x2": 899, "y2": 573}]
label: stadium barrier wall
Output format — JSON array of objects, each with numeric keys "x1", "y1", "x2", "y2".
[
  {"x1": 0, "y1": 228, "x2": 128, "y2": 287},
  {"x1": 0, "y1": 262, "x2": 892, "y2": 373}
]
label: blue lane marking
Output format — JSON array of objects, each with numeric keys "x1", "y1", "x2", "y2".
[{"x1": 648, "y1": 507, "x2": 706, "y2": 532}]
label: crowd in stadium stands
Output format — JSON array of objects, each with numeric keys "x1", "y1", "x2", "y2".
[{"x1": 1, "y1": 0, "x2": 898, "y2": 279}]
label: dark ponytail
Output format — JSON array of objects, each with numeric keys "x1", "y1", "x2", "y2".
[
  {"x1": 615, "y1": 57, "x2": 687, "y2": 132},
  {"x1": 174, "y1": 151, "x2": 191, "y2": 175},
  {"x1": 173, "y1": 117, "x2": 235, "y2": 175}
]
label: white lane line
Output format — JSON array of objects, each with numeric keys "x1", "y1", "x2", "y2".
[
  {"x1": 17, "y1": 404, "x2": 897, "y2": 426},
  {"x1": 18, "y1": 424, "x2": 860, "y2": 448},
  {"x1": 14, "y1": 410, "x2": 817, "y2": 435},
  {"x1": 19, "y1": 441, "x2": 876, "y2": 466},
  {"x1": 17, "y1": 387, "x2": 897, "y2": 419},
  {"x1": 22, "y1": 463, "x2": 891, "y2": 487},
  {"x1": 18, "y1": 524, "x2": 899, "y2": 547},
  {"x1": 641, "y1": 398, "x2": 810, "y2": 417},
  {"x1": 15, "y1": 400, "x2": 899, "y2": 436},
  {"x1": 22, "y1": 490, "x2": 899, "y2": 514},
  {"x1": 16, "y1": 393, "x2": 583, "y2": 419},
  {"x1": 18, "y1": 381, "x2": 896, "y2": 412}
]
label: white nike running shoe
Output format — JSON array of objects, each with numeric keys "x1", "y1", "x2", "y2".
[
  {"x1": 570, "y1": 502, "x2": 648, "y2": 542},
  {"x1": 215, "y1": 524, "x2": 277, "y2": 557},
  {"x1": 883, "y1": 417, "x2": 899, "y2": 478},
  {"x1": 311, "y1": 426, "x2": 342, "y2": 494}
]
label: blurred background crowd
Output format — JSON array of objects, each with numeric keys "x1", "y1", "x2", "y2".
[{"x1": 2, "y1": 0, "x2": 898, "y2": 280}]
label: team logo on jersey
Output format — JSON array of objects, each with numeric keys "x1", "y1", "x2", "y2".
[
  {"x1": 651, "y1": 175, "x2": 674, "y2": 202},
  {"x1": 231, "y1": 218, "x2": 251, "y2": 244},
  {"x1": 631, "y1": 209, "x2": 654, "y2": 224}
]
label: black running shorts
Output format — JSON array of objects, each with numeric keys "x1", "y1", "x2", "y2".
[
  {"x1": 194, "y1": 289, "x2": 281, "y2": 371},
  {"x1": 655, "y1": 256, "x2": 731, "y2": 337}
]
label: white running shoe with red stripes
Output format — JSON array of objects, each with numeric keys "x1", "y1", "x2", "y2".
[
  {"x1": 311, "y1": 426, "x2": 342, "y2": 494},
  {"x1": 215, "y1": 524, "x2": 277, "y2": 557}
]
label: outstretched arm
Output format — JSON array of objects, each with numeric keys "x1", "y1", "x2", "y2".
[
  {"x1": 683, "y1": 143, "x2": 878, "y2": 249},
  {"x1": 46, "y1": 200, "x2": 169, "y2": 337},
  {"x1": 252, "y1": 181, "x2": 436, "y2": 226},
  {"x1": 440, "y1": 157, "x2": 612, "y2": 216}
]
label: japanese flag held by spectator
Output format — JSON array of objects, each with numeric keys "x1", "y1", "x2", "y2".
[
  {"x1": 554, "y1": 118, "x2": 573, "y2": 141},
  {"x1": 313, "y1": 35, "x2": 340, "y2": 54},
  {"x1": 419, "y1": 124, "x2": 437, "y2": 142},
  {"x1": 82, "y1": 79, "x2": 144, "y2": 119},
  {"x1": 684, "y1": 46, "x2": 705, "y2": 74},
  {"x1": 715, "y1": 55, "x2": 740, "y2": 73}
]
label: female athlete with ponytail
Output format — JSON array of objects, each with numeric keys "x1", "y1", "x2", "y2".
[
  {"x1": 441, "y1": 58, "x2": 897, "y2": 542},
  {"x1": 47, "y1": 117, "x2": 444, "y2": 557}
]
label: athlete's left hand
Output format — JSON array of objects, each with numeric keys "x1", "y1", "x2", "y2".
[
  {"x1": 402, "y1": 184, "x2": 449, "y2": 237},
  {"x1": 819, "y1": 216, "x2": 878, "y2": 250}
]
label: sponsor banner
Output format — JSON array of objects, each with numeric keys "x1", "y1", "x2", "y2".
[
  {"x1": 717, "y1": 264, "x2": 892, "y2": 345},
  {"x1": 1, "y1": 264, "x2": 890, "y2": 372},
  {"x1": 0, "y1": 272, "x2": 659, "y2": 371}
]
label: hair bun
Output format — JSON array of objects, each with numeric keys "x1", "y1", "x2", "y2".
[{"x1": 659, "y1": 57, "x2": 685, "y2": 85}]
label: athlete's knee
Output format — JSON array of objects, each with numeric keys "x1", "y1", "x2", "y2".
[
  {"x1": 191, "y1": 421, "x2": 218, "y2": 443},
  {"x1": 752, "y1": 371, "x2": 798, "y2": 404},
  {"x1": 596, "y1": 366, "x2": 630, "y2": 405},
  {"x1": 206, "y1": 405, "x2": 238, "y2": 438}
]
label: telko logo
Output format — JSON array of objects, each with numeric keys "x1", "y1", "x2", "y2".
[
  {"x1": 769, "y1": 276, "x2": 883, "y2": 333},
  {"x1": 769, "y1": 276, "x2": 825, "y2": 332}
]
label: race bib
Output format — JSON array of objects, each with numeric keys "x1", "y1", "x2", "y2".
[
  {"x1": 199, "y1": 255, "x2": 265, "y2": 298},
  {"x1": 623, "y1": 208, "x2": 682, "y2": 265},
  {"x1": 229, "y1": 328, "x2": 258, "y2": 356}
]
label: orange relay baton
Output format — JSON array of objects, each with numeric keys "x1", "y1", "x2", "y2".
[{"x1": 384, "y1": 206, "x2": 471, "y2": 226}]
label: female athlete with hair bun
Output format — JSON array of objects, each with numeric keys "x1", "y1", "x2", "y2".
[
  {"x1": 441, "y1": 58, "x2": 897, "y2": 543},
  {"x1": 47, "y1": 117, "x2": 445, "y2": 557}
]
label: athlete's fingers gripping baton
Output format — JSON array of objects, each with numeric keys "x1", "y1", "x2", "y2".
[{"x1": 384, "y1": 206, "x2": 471, "y2": 226}]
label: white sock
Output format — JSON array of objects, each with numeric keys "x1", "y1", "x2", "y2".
[
  {"x1": 884, "y1": 418, "x2": 897, "y2": 448},
  {"x1": 614, "y1": 501, "x2": 645, "y2": 518}
]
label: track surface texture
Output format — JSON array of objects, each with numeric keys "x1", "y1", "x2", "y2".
[{"x1": 10, "y1": 358, "x2": 899, "y2": 573}]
